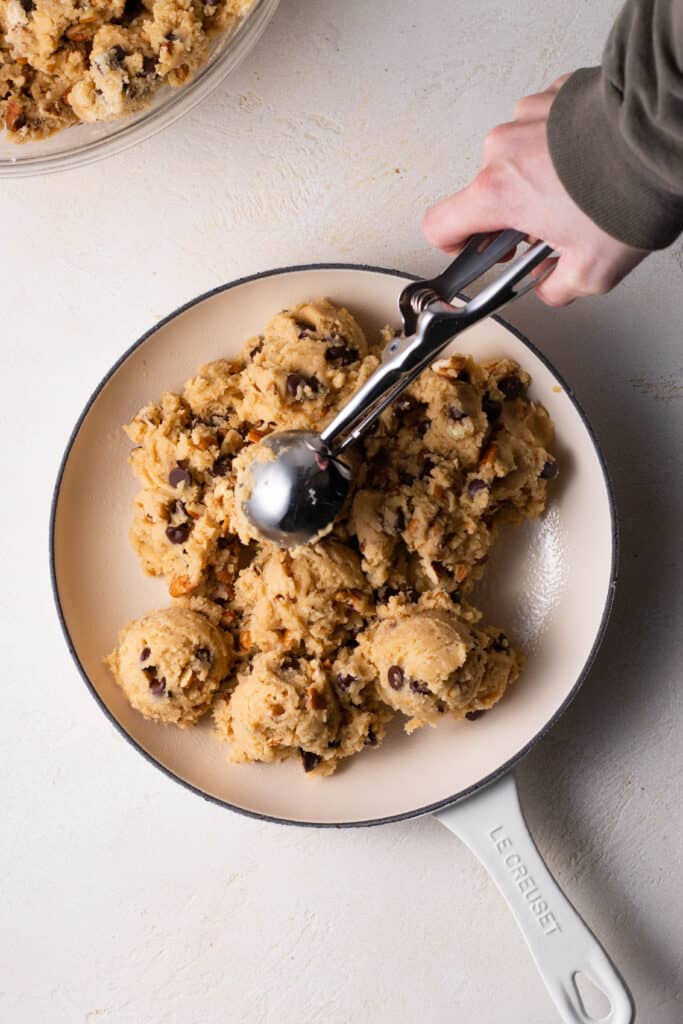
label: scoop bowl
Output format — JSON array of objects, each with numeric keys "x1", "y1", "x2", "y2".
[{"x1": 241, "y1": 431, "x2": 352, "y2": 546}]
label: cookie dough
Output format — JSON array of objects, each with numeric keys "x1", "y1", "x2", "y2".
[
  {"x1": 0, "y1": 0, "x2": 255, "y2": 142},
  {"x1": 351, "y1": 352, "x2": 554, "y2": 594},
  {"x1": 233, "y1": 539, "x2": 372, "y2": 656},
  {"x1": 235, "y1": 299, "x2": 378, "y2": 432},
  {"x1": 359, "y1": 593, "x2": 523, "y2": 733},
  {"x1": 107, "y1": 605, "x2": 233, "y2": 726},
  {"x1": 213, "y1": 651, "x2": 391, "y2": 776},
  {"x1": 109, "y1": 298, "x2": 557, "y2": 773}
]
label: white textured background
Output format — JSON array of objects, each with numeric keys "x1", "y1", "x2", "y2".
[{"x1": 1, "y1": 1, "x2": 682, "y2": 1021}]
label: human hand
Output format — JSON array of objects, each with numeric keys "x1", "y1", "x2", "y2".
[{"x1": 422, "y1": 75, "x2": 647, "y2": 306}]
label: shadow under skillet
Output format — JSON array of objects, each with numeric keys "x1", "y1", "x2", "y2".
[{"x1": 506, "y1": 280, "x2": 683, "y2": 1018}]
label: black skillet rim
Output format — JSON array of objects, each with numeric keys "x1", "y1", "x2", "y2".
[{"x1": 49, "y1": 262, "x2": 619, "y2": 829}]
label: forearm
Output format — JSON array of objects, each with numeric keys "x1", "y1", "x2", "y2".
[{"x1": 548, "y1": 0, "x2": 683, "y2": 249}]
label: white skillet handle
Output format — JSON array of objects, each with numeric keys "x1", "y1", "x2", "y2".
[{"x1": 435, "y1": 773, "x2": 634, "y2": 1024}]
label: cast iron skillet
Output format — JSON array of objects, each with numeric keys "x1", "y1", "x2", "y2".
[{"x1": 50, "y1": 264, "x2": 633, "y2": 1024}]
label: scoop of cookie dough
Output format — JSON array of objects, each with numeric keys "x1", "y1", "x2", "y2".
[
  {"x1": 214, "y1": 652, "x2": 342, "y2": 774},
  {"x1": 124, "y1": 391, "x2": 244, "y2": 594},
  {"x1": 234, "y1": 539, "x2": 372, "y2": 656},
  {"x1": 360, "y1": 596, "x2": 523, "y2": 732},
  {"x1": 214, "y1": 650, "x2": 391, "y2": 775},
  {"x1": 107, "y1": 606, "x2": 233, "y2": 726},
  {"x1": 235, "y1": 300, "x2": 378, "y2": 431}
]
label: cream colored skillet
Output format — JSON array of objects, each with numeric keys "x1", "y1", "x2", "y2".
[{"x1": 50, "y1": 257, "x2": 633, "y2": 1024}]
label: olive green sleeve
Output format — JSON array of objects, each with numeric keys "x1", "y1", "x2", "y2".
[{"x1": 547, "y1": 0, "x2": 683, "y2": 250}]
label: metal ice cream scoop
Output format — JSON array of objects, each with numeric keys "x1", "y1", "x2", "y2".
[{"x1": 241, "y1": 231, "x2": 554, "y2": 546}]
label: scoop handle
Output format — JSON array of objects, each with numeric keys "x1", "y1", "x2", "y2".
[{"x1": 436, "y1": 773, "x2": 634, "y2": 1024}]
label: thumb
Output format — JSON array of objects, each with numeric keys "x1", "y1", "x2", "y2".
[{"x1": 422, "y1": 178, "x2": 508, "y2": 252}]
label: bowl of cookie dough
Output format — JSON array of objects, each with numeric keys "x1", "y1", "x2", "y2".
[{"x1": 0, "y1": 0, "x2": 279, "y2": 177}]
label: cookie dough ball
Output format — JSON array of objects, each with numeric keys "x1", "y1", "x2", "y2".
[
  {"x1": 234, "y1": 539, "x2": 372, "y2": 656},
  {"x1": 107, "y1": 607, "x2": 233, "y2": 727},
  {"x1": 124, "y1": 392, "x2": 243, "y2": 593},
  {"x1": 213, "y1": 653, "x2": 342, "y2": 775},
  {"x1": 235, "y1": 299, "x2": 378, "y2": 430},
  {"x1": 360, "y1": 598, "x2": 522, "y2": 732}
]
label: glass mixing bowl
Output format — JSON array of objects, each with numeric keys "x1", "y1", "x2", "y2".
[{"x1": 0, "y1": 0, "x2": 279, "y2": 178}]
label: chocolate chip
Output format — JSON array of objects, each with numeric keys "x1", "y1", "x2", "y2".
[
  {"x1": 210, "y1": 455, "x2": 233, "y2": 477},
  {"x1": 195, "y1": 647, "x2": 212, "y2": 663},
  {"x1": 448, "y1": 406, "x2": 466, "y2": 421},
  {"x1": 387, "y1": 665, "x2": 404, "y2": 690},
  {"x1": 393, "y1": 395, "x2": 417, "y2": 417},
  {"x1": 467, "y1": 478, "x2": 488, "y2": 498},
  {"x1": 300, "y1": 750, "x2": 322, "y2": 773},
  {"x1": 149, "y1": 676, "x2": 166, "y2": 696},
  {"x1": 142, "y1": 55, "x2": 157, "y2": 75},
  {"x1": 19, "y1": 0, "x2": 35, "y2": 11},
  {"x1": 365, "y1": 728, "x2": 378, "y2": 746},
  {"x1": 419, "y1": 457, "x2": 435, "y2": 480},
  {"x1": 466, "y1": 709, "x2": 486, "y2": 721},
  {"x1": 142, "y1": 665, "x2": 166, "y2": 696},
  {"x1": 482, "y1": 396, "x2": 502, "y2": 421},
  {"x1": 286, "y1": 372, "x2": 306, "y2": 396},
  {"x1": 336, "y1": 672, "x2": 355, "y2": 691},
  {"x1": 457, "y1": 369, "x2": 470, "y2": 383},
  {"x1": 540, "y1": 459, "x2": 557, "y2": 480},
  {"x1": 498, "y1": 374, "x2": 523, "y2": 400},
  {"x1": 409, "y1": 680, "x2": 430, "y2": 695},
  {"x1": 139, "y1": 647, "x2": 151, "y2": 662},
  {"x1": 286, "y1": 372, "x2": 319, "y2": 397},
  {"x1": 165, "y1": 523, "x2": 190, "y2": 544},
  {"x1": 398, "y1": 470, "x2": 415, "y2": 486},
  {"x1": 169, "y1": 464, "x2": 192, "y2": 488},
  {"x1": 309, "y1": 688, "x2": 327, "y2": 711},
  {"x1": 325, "y1": 344, "x2": 359, "y2": 365},
  {"x1": 109, "y1": 45, "x2": 126, "y2": 66},
  {"x1": 416, "y1": 418, "x2": 431, "y2": 438},
  {"x1": 492, "y1": 633, "x2": 509, "y2": 652}
]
